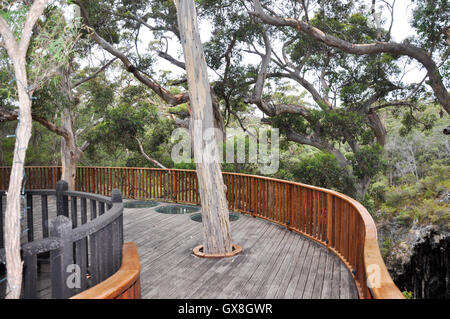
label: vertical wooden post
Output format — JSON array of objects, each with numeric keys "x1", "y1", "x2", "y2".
[
  {"x1": 288, "y1": 184, "x2": 294, "y2": 230},
  {"x1": 0, "y1": 195, "x2": 3, "y2": 249},
  {"x1": 173, "y1": 170, "x2": 178, "y2": 203},
  {"x1": 23, "y1": 253, "x2": 37, "y2": 299},
  {"x1": 26, "y1": 193, "x2": 33, "y2": 242},
  {"x1": 49, "y1": 215, "x2": 73, "y2": 299},
  {"x1": 41, "y1": 194, "x2": 49, "y2": 238},
  {"x1": 89, "y1": 168, "x2": 94, "y2": 193},
  {"x1": 111, "y1": 189, "x2": 123, "y2": 270},
  {"x1": 326, "y1": 193, "x2": 333, "y2": 249},
  {"x1": 132, "y1": 169, "x2": 136, "y2": 199},
  {"x1": 56, "y1": 180, "x2": 69, "y2": 217},
  {"x1": 251, "y1": 177, "x2": 256, "y2": 217}
]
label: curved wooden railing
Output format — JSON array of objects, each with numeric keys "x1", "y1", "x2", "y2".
[
  {"x1": 71, "y1": 242, "x2": 140, "y2": 299},
  {"x1": 0, "y1": 180, "x2": 140, "y2": 299},
  {"x1": 0, "y1": 166, "x2": 403, "y2": 299}
]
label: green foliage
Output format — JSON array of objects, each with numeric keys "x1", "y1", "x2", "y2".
[
  {"x1": 0, "y1": 4, "x2": 29, "y2": 40},
  {"x1": 168, "y1": 104, "x2": 190, "y2": 118},
  {"x1": 411, "y1": 0, "x2": 449, "y2": 51},
  {"x1": 0, "y1": 4, "x2": 82, "y2": 101},
  {"x1": 373, "y1": 164, "x2": 449, "y2": 230},
  {"x1": 1, "y1": 122, "x2": 60, "y2": 166},
  {"x1": 28, "y1": 6, "x2": 82, "y2": 88},
  {"x1": 381, "y1": 237, "x2": 393, "y2": 259},
  {"x1": 402, "y1": 291, "x2": 414, "y2": 299},
  {"x1": 80, "y1": 0, "x2": 121, "y2": 44},
  {"x1": 347, "y1": 144, "x2": 385, "y2": 180},
  {"x1": 287, "y1": 152, "x2": 357, "y2": 197},
  {"x1": 312, "y1": 109, "x2": 368, "y2": 144},
  {"x1": 368, "y1": 180, "x2": 387, "y2": 202}
]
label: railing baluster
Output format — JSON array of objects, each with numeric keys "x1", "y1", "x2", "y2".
[
  {"x1": 99, "y1": 202, "x2": 105, "y2": 216},
  {"x1": 0, "y1": 195, "x2": 3, "y2": 248},
  {"x1": 74, "y1": 238, "x2": 88, "y2": 293},
  {"x1": 56, "y1": 180, "x2": 69, "y2": 217},
  {"x1": 105, "y1": 222, "x2": 114, "y2": 278},
  {"x1": 326, "y1": 194, "x2": 333, "y2": 248},
  {"x1": 26, "y1": 193, "x2": 33, "y2": 242},
  {"x1": 90, "y1": 199, "x2": 97, "y2": 220},
  {"x1": 41, "y1": 194, "x2": 49, "y2": 238},
  {"x1": 89, "y1": 230, "x2": 100, "y2": 285},
  {"x1": 23, "y1": 253, "x2": 37, "y2": 299},
  {"x1": 98, "y1": 227, "x2": 107, "y2": 283},
  {"x1": 50, "y1": 215, "x2": 73, "y2": 299},
  {"x1": 71, "y1": 196, "x2": 78, "y2": 228},
  {"x1": 80, "y1": 198, "x2": 87, "y2": 224}
]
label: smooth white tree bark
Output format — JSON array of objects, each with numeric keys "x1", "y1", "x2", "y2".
[
  {"x1": 175, "y1": 0, "x2": 233, "y2": 255},
  {"x1": 0, "y1": 0, "x2": 48, "y2": 298}
]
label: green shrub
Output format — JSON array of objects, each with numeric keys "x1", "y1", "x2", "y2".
[
  {"x1": 368, "y1": 181, "x2": 387, "y2": 202},
  {"x1": 402, "y1": 291, "x2": 413, "y2": 299},
  {"x1": 385, "y1": 190, "x2": 405, "y2": 207},
  {"x1": 292, "y1": 152, "x2": 357, "y2": 197}
]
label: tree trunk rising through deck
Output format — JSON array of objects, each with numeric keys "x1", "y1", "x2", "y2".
[{"x1": 175, "y1": 0, "x2": 233, "y2": 255}]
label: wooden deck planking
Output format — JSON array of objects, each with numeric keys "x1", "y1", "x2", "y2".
[
  {"x1": 244, "y1": 227, "x2": 295, "y2": 298},
  {"x1": 218, "y1": 223, "x2": 280, "y2": 299},
  {"x1": 123, "y1": 204, "x2": 359, "y2": 299},
  {"x1": 148, "y1": 218, "x2": 247, "y2": 298},
  {"x1": 1, "y1": 198, "x2": 359, "y2": 299},
  {"x1": 270, "y1": 234, "x2": 305, "y2": 299},
  {"x1": 172, "y1": 218, "x2": 258, "y2": 299},
  {"x1": 192, "y1": 218, "x2": 272, "y2": 299},
  {"x1": 238, "y1": 225, "x2": 289, "y2": 298},
  {"x1": 331, "y1": 255, "x2": 342, "y2": 299},
  {"x1": 183, "y1": 217, "x2": 261, "y2": 298},
  {"x1": 174, "y1": 218, "x2": 275, "y2": 299}
]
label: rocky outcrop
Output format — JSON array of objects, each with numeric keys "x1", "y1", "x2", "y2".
[{"x1": 377, "y1": 220, "x2": 449, "y2": 299}]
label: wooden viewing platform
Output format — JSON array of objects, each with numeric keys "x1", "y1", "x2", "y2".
[
  {"x1": 123, "y1": 203, "x2": 358, "y2": 299},
  {"x1": 1, "y1": 197, "x2": 357, "y2": 299},
  {"x1": 0, "y1": 166, "x2": 404, "y2": 299}
]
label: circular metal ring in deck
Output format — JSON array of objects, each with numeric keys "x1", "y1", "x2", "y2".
[
  {"x1": 192, "y1": 243, "x2": 242, "y2": 258},
  {"x1": 155, "y1": 204, "x2": 200, "y2": 214},
  {"x1": 123, "y1": 200, "x2": 159, "y2": 208}
]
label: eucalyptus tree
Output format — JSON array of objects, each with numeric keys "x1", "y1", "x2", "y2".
[
  {"x1": 251, "y1": 0, "x2": 449, "y2": 115},
  {"x1": 194, "y1": 0, "x2": 447, "y2": 199},
  {"x1": 0, "y1": 3, "x2": 119, "y2": 191},
  {"x1": 0, "y1": 0, "x2": 50, "y2": 299},
  {"x1": 174, "y1": 0, "x2": 233, "y2": 255},
  {"x1": 71, "y1": 0, "x2": 225, "y2": 135}
]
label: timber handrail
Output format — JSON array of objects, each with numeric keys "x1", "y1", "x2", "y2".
[
  {"x1": 0, "y1": 181, "x2": 128, "y2": 299},
  {"x1": 71, "y1": 242, "x2": 140, "y2": 299},
  {"x1": 0, "y1": 166, "x2": 404, "y2": 299}
]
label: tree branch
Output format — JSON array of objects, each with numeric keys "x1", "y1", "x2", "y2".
[
  {"x1": 135, "y1": 136, "x2": 167, "y2": 169},
  {"x1": 73, "y1": 0, "x2": 189, "y2": 106},
  {"x1": 19, "y1": 0, "x2": 48, "y2": 56},
  {"x1": 0, "y1": 107, "x2": 70, "y2": 139},
  {"x1": 156, "y1": 50, "x2": 186, "y2": 70},
  {"x1": 286, "y1": 129, "x2": 348, "y2": 167},
  {"x1": 71, "y1": 57, "x2": 117, "y2": 89},
  {"x1": 251, "y1": 0, "x2": 450, "y2": 114}
]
